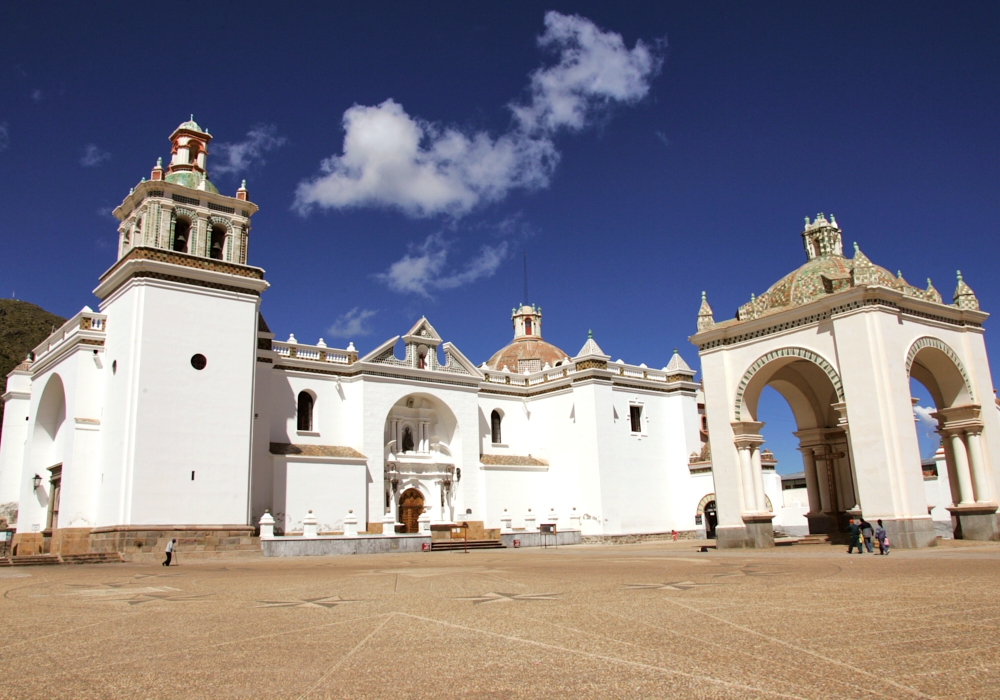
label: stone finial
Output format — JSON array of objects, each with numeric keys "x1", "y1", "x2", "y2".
[
  {"x1": 287, "y1": 333, "x2": 297, "y2": 343},
  {"x1": 346, "y1": 341, "x2": 356, "y2": 352},
  {"x1": 850, "y1": 244, "x2": 879, "y2": 286},
  {"x1": 953, "y1": 270, "x2": 980, "y2": 310},
  {"x1": 157, "y1": 157, "x2": 163, "y2": 168},
  {"x1": 924, "y1": 278, "x2": 942, "y2": 304},
  {"x1": 697, "y1": 291, "x2": 715, "y2": 332}
]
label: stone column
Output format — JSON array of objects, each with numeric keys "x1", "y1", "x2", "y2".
[
  {"x1": 966, "y1": 429, "x2": 992, "y2": 503},
  {"x1": 815, "y1": 457, "x2": 832, "y2": 513},
  {"x1": 800, "y1": 447, "x2": 821, "y2": 514},
  {"x1": 941, "y1": 436, "x2": 962, "y2": 506},
  {"x1": 949, "y1": 432, "x2": 976, "y2": 505},
  {"x1": 751, "y1": 446, "x2": 766, "y2": 513},
  {"x1": 738, "y1": 445, "x2": 756, "y2": 512}
]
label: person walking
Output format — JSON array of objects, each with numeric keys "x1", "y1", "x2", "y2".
[
  {"x1": 875, "y1": 520, "x2": 887, "y2": 555},
  {"x1": 847, "y1": 518, "x2": 864, "y2": 554},
  {"x1": 859, "y1": 518, "x2": 875, "y2": 553},
  {"x1": 163, "y1": 538, "x2": 176, "y2": 567}
]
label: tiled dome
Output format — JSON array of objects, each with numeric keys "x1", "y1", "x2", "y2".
[{"x1": 486, "y1": 338, "x2": 570, "y2": 373}]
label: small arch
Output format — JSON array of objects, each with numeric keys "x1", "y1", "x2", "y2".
[
  {"x1": 905, "y1": 336, "x2": 974, "y2": 407},
  {"x1": 734, "y1": 347, "x2": 844, "y2": 421},
  {"x1": 208, "y1": 216, "x2": 232, "y2": 261},
  {"x1": 490, "y1": 409, "x2": 503, "y2": 444},
  {"x1": 401, "y1": 425, "x2": 415, "y2": 453},
  {"x1": 297, "y1": 391, "x2": 315, "y2": 432},
  {"x1": 524, "y1": 318, "x2": 533, "y2": 336},
  {"x1": 696, "y1": 493, "x2": 716, "y2": 516},
  {"x1": 172, "y1": 213, "x2": 193, "y2": 253}
]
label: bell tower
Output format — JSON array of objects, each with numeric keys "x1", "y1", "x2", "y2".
[
  {"x1": 91, "y1": 119, "x2": 268, "y2": 531},
  {"x1": 511, "y1": 303, "x2": 543, "y2": 339}
]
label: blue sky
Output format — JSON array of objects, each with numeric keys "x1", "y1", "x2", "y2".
[{"x1": 2, "y1": 3, "x2": 998, "y2": 472}]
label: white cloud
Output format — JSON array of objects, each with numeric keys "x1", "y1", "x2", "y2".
[
  {"x1": 375, "y1": 233, "x2": 509, "y2": 296},
  {"x1": 512, "y1": 11, "x2": 662, "y2": 134},
  {"x1": 212, "y1": 124, "x2": 286, "y2": 176},
  {"x1": 31, "y1": 89, "x2": 43, "y2": 102},
  {"x1": 80, "y1": 143, "x2": 110, "y2": 167},
  {"x1": 294, "y1": 12, "x2": 661, "y2": 218},
  {"x1": 326, "y1": 308, "x2": 377, "y2": 338},
  {"x1": 0, "y1": 123, "x2": 8, "y2": 152},
  {"x1": 913, "y1": 405, "x2": 937, "y2": 430},
  {"x1": 96, "y1": 206, "x2": 114, "y2": 218}
]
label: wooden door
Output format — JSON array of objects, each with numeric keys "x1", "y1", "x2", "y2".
[{"x1": 399, "y1": 489, "x2": 424, "y2": 534}]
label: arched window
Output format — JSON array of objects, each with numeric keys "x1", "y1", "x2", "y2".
[
  {"x1": 491, "y1": 410, "x2": 502, "y2": 444},
  {"x1": 173, "y1": 217, "x2": 191, "y2": 253},
  {"x1": 210, "y1": 224, "x2": 227, "y2": 260},
  {"x1": 401, "y1": 426, "x2": 414, "y2": 452},
  {"x1": 524, "y1": 318, "x2": 533, "y2": 336},
  {"x1": 297, "y1": 391, "x2": 314, "y2": 432}
]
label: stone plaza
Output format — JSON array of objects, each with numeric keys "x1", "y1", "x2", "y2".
[{"x1": 2, "y1": 540, "x2": 998, "y2": 699}]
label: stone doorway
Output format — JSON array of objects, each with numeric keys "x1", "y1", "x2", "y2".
[
  {"x1": 704, "y1": 501, "x2": 718, "y2": 539},
  {"x1": 399, "y1": 489, "x2": 424, "y2": 534}
]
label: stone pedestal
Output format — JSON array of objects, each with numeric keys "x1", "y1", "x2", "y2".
[
  {"x1": 343, "y1": 510, "x2": 359, "y2": 537},
  {"x1": 716, "y1": 514, "x2": 774, "y2": 549},
  {"x1": 881, "y1": 516, "x2": 938, "y2": 548},
  {"x1": 259, "y1": 511, "x2": 275, "y2": 539},
  {"x1": 418, "y1": 514, "x2": 430, "y2": 534},
  {"x1": 948, "y1": 504, "x2": 1000, "y2": 542},
  {"x1": 806, "y1": 512, "x2": 839, "y2": 535},
  {"x1": 546, "y1": 509, "x2": 559, "y2": 526},
  {"x1": 382, "y1": 514, "x2": 397, "y2": 537},
  {"x1": 500, "y1": 510, "x2": 513, "y2": 534},
  {"x1": 523, "y1": 510, "x2": 536, "y2": 532},
  {"x1": 302, "y1": 511, "x2": 318, "y2": 538}
]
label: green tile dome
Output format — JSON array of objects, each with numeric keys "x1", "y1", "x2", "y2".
[
  {"x1": 176, "y1": 117, "x2": 204, "y2": 133},
  {"x1": 165, "y1": 171, "x2": 219, "y2": 194}
]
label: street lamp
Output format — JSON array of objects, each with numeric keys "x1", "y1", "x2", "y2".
[{"x1": 32, "y1": 474, "x2": 42, "y2": 491}]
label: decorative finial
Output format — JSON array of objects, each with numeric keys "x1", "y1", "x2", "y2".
[
  {"x1": 587, "y1": 329, "x2": 593, "y2": 339},
  {"x1": 240, "y1": 179, "x2": 246, "y2": 189},
  {"x1": 140, "y1": 176, "x2": 145, "y2": 182},
  {"x1": 853, "y1": 241, "x2": 859, "y2": 253},
  {"x1": 804, "y1": 216, "x2": 810, "y2": 226},
  {"x1": 129, "y1": 187, "x2": 134, "y2": 195},
  {"x1": 190, "y1": 114, "x2": 194, "y2": 121},
  {"x1": 701, "y1": 290, "x2": 706, "y2": 301},
  {"x1": 897, "y1": 270, "x2": 903, "y2": 279},
  {"x1": 156, "y1": 157, "x2": 162, "y2": 167},
  {"x1": 673, "y1": 348, "x2": 678, "y2": 354},
  {"x1": 957, "y1": 270, "x2": 963, "y2": 281},
  {"x1": 751, "y1": 292, "x2": 756, "y2": 301}
]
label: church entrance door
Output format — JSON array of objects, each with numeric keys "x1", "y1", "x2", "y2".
[
  {"x1": 399, "y1": 489, "x2": 424, "y2": 534},
  {"x1": 704, "y1": 501, "x2": 718, "y2": 539}
]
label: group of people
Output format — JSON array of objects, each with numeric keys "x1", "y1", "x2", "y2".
[{"x1": 847, "y1": 518, "x2": 890, "y2": 555}]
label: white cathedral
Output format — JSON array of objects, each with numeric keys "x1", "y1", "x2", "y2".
[{"x1": 2, "y1": 121, "x2": 998, "y2": 558}]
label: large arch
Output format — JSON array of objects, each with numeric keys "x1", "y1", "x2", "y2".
[
  {"x1": 906, "y1": 336, "x2": 992, "y2": 521},
  {"x1": 32, "y1": 374, "x2": 66, "y2": 473},
  {"x1": 383, "y1": 393, "x2": 461, "y2": 528},
  {"x1": 733, "y1": 348, "x2": 854, "y2": 536}
]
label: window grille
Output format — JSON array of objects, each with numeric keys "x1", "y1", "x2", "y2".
[
  {"x1": 172, "y1": 194, "x2": 200, "y2": 206},
  {"x1": 208, "y1": 202, "x2": 235, "y2": 214}
]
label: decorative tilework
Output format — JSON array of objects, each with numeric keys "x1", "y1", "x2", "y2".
[
  {"x1": 905, "y1": 336, "x2": 974, "y2": 401},
  {"x1": 734, "y1": 347, "x2": 844, "y2": 420}
]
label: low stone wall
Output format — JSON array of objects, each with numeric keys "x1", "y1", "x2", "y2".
[
  {"x1": 89, "y1": 525, "x2": 259, "y2": 561},
  {"x1": 262, "y1": 534, "x2": 431, "y2": 557},
  {"x1": 501, "y1": 530, "x2": 581, "y2": 548},
  {"x1": 580, "y1": 530, "x2": 697, "y2": 545}
]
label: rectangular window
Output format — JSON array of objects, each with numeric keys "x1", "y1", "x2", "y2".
[{"x1": 629, "y1": 405, "x2": 642, "y2": 433}]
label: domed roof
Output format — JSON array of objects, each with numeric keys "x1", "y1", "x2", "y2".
[
  {"x1": 175, "y1": 116, "x2": 205, "y2": 134},
  {"x1": 165, "y1": 170, "x2": 219, "y2": 194},
  {"x1": 486, "y1": 337, "x2": 570, "y2": 373}
]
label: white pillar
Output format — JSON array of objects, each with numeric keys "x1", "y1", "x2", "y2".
[
  {"x1": 524, "y1": 509, "x2": 537, "y2": 532},
  {"x1": 966, "y1": 429, "x2": 991, "y2": 503},
  {"x1": 258, "y1": 511, "x2": 275, "y2": 539},
  {"x1": 738, "y1": 446, "x2": 756, "y2": 512},
  {"x1": 950, "y1": 432, "x2": 976, "y2": 505},
  {"x1": 500, "y1": 509, "x2": 513, "y2": 533},
  {"x1": 302, "y1": 510, "x2": 318, "y2": 538},
  {"x1": 343, "y1": 510, "x2": 358, "y2": 537},
  {"x1": 800, "y1": 448, "x2": 821, "y2": 514},
  {"x1": 751, "y1": 446, "x2": 766, "y2": 513},
  {"x1": 815, "y1": 457, "x2": 832, "y2": 513}
]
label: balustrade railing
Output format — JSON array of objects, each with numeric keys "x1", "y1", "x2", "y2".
[{"x1": 32, "y1": 310, "x2": 108, "y2": 363}]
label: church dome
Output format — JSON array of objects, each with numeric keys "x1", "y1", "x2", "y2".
[
  {"x1": 486, "y1": 303, "x2": 570, "y2": 373},
  {"x1": 165, "y1": 170, "x2": 220, "y2": 194},
  {"x1": 487, "y1": 337, "x2": 571, "y2": 373},
  {"x1": 174, "y1": 117, "x2": 205, "y2": 134},
  {"x1": 758, "y1": 254, "x2": 895, "y2": 310}
]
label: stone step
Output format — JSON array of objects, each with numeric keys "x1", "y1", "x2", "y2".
[
  {"x1": 431, "y1": 539, "x2": 506, "y2": 552},
  {"x1": 6, "y1": 554, "x2": 63, "y2": 566},
  {"x1": 796, "y1": 533, "x2": 852, "y2": 546},
  {"x1": 61, "y1": 552, "x2": 125, "y2": 565}
]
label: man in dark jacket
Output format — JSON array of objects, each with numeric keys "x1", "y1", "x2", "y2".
[
  {"x1": 859, "y1": 519, "x2": 875, "y2": 553},
  {"x1": 847, "y1": 518, "x2": 864, "y2": 554}
]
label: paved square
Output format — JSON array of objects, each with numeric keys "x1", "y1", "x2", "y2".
[{"x1": 2, "y1": 540, "x2": 999, "y2": 699}]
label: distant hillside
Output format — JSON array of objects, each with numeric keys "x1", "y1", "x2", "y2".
[{"x1": 0, "y1": 299, "x2": 66, "y2": 440}]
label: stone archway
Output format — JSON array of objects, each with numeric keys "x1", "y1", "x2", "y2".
[
  {"x1": 906, "y1": 336, "x2": 997, "y2": 538},
  {"x1": 398, "y1": 488, "x2": 425, "y2": 534},
  {"x1": 734, "y1": 349, "x2": 852, "y2": 537}
]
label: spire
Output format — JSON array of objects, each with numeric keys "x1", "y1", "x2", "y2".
[
  {"x1": 664, "y1": 349, "x2": 692, "y2": 373},
  {"x1": 953, "y1": 270, "x2": 979, "y2": 310},
  {"x1": 850, "y1": 243, "x2": 880, "y2": 286},
  {"x1": 237, "y1": 178, "x2": 248, "y2": 201},
  {"x1": 697, "y1": 291, "x2": 715, "y2": 332},
  {"x1": 924, "y1": 278, "x2": 942, "y2": 304},
  {"x1": 576, "y1": 331, "x2": 606, "y2": 357}
]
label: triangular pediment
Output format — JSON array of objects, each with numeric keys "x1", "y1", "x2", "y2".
[{"x1": 403, "y1": 317, "x2": 443, "y2": 344}]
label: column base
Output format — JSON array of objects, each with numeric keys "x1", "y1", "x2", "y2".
[
  {"x1": 806, "y1": 513, "x2": 840, "y2": 535},
  {"x1": 948, "y1": 504, "x2": 1000, "y2": 541},
  {"x1": 880, "y1": 516, "x2": 938, "y2": 549},
  {"x1": 715, "y1": 514, "x2": 775, "y2": 549}
]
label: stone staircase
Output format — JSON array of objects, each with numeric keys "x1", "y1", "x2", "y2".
[
  {"x1": 431, "y1": 539, "x2": 506, "y2": 552},
  {"x1": 0, "y1": 554, "x2": 62, "y2": 566},
  {"x1": 795, "y1": 533, "x2": 851, "y2": 546},
  {"x1": 61, "y1": 552, "x2": 125, "y2": 565}
]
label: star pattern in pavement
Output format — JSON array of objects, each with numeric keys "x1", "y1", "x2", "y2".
[
  {"x1": 253, "y1": 595, "x2": 360, "y2": 609},
  {"x1": 452, "y1": 591, "x2": 561, "y2": 605}
]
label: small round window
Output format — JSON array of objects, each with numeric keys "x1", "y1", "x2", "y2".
[{"x1": 190, "y1": 354, "x2": 207, "y2": 370}]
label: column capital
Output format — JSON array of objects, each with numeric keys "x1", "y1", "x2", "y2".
[{"x1": 731, "y1": 421, "x2": 765, "y2": 448}]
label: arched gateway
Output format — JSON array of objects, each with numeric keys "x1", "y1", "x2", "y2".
[{"x1": 692, "y1": 214, "x2": 1000, "y2": 548}]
